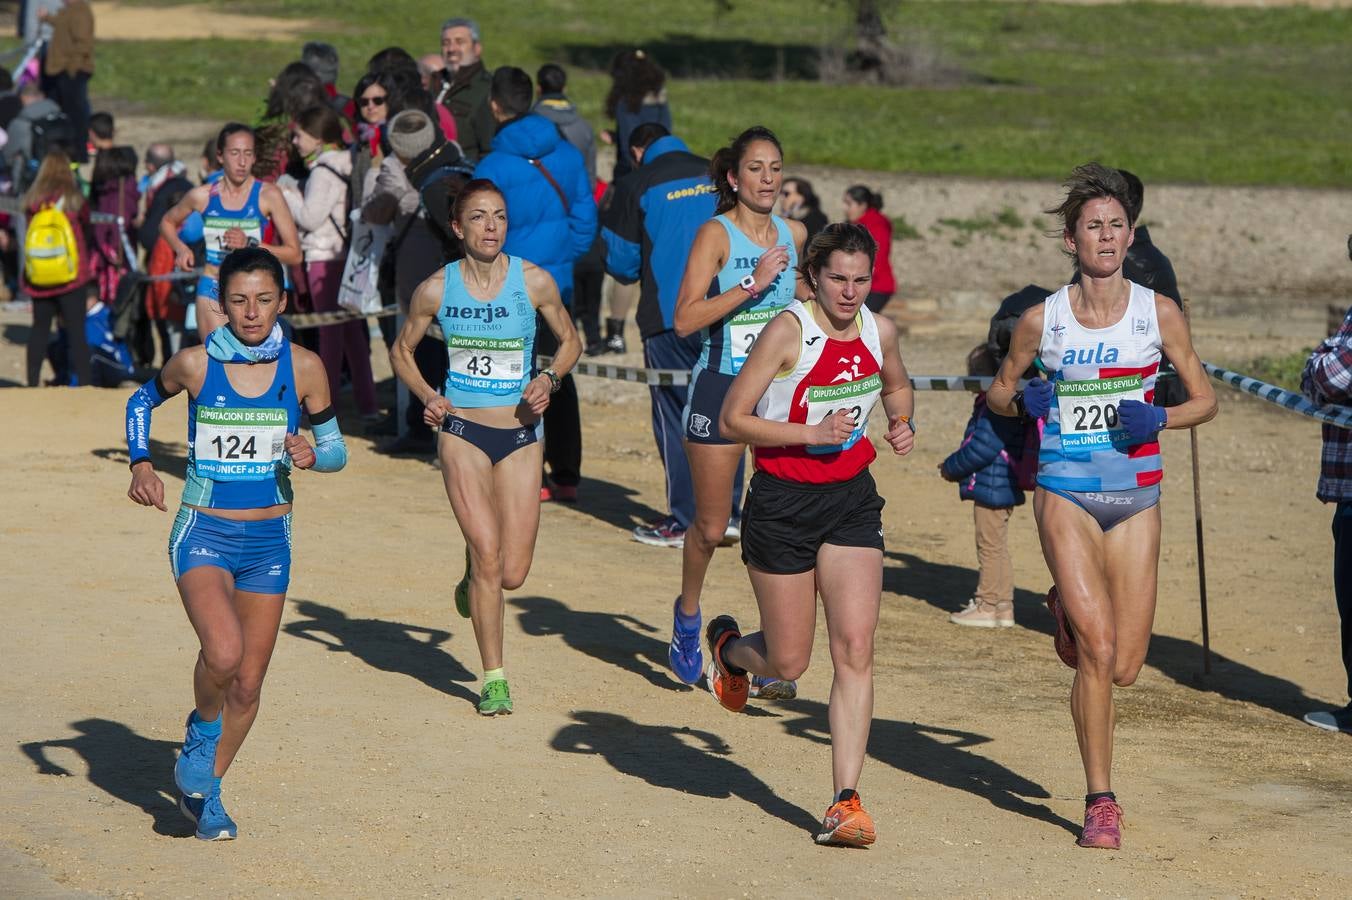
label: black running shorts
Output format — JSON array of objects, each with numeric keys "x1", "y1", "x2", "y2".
[{"x1": 740, "y1": 469, "x2": 885, "y2": 574}]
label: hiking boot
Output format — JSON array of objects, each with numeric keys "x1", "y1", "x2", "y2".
[{"x1": 949, "y1": 597, "x2": 1015, "y2": 628}]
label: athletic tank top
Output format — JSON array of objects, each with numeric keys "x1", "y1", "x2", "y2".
[
  {"x1": 183, "y1": 340, "x2": 300, "y2": 509},
  {"x1": 697, "y1": 214, "x2": 798, "y2": 375},
  {"x1": 1037, "y1": 281, "x2": 1162, "y2": 492},
  {"x1": 753, "y1": 300, "x2": 884, "y2": 484},
  {"x1": 202, "y1": 180, "x2": 265, "y2": 268},
  {"x1": 437, "y1": 256, "x2": 537, "y2": 409}
]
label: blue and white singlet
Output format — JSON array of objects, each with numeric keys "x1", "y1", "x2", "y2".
[{"x1": 697, "y1": 214, "x2": 798, "y2": 376}]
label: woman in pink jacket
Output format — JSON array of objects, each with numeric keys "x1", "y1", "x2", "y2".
[{"x1": 283, "y1": 104, "x2": 379, "y2": 422}]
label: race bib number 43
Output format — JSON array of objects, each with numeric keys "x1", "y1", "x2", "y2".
[
  {"x1": 447, "y1": 335, "x2": 525, "y2": 395},
  {"x1": 194, "y1": 406, "x2": 287, "y2": 480},
  {"x1": 729, "y1": 304, "x2": 786, "y2": 373},
  {"x1": 804, "y1": 373, "x2": 882, "y2": 455},
  {"x1": 1056, "y1": 375, "x2": 1144, "y2": 451}
]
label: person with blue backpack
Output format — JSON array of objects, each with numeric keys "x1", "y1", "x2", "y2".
[{"x1": 939, "y1": 345, "x2": 1035, "y2": 628}]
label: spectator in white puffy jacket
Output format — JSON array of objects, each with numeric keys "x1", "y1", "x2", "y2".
[{"x1": 283, "y1": 103, "x2": 379, "y2": 423}]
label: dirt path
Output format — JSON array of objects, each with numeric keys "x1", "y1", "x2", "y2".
[{"x1": 1, "y1": 302, "x2": 1350, "y2": 897}]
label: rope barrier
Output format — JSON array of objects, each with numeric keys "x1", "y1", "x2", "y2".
[{"x1": 1203, "y1": 362, "x2": 1352, "y2": 430}]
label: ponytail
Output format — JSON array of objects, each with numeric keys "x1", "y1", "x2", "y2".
[
  {"x1": 708, "y1": 125, "x2": 783, "y2": 215},
  {"x1": 845, "y1": 184, "x2": 883, "y2": 212}
]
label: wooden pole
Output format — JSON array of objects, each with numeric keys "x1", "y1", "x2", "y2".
[{"x1": 1182, "y1": 298, "x2": 1212, "y2": 675}]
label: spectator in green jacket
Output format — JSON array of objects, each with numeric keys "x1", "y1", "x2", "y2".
[{"x1": 433, "y1": 17, "x2": 494, "y2": 161}]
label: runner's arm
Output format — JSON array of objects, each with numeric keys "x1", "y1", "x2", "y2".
[
  {"x1": 160, "y1": 185, "x2": 208, "y2": 270},
  {"x1": 787, "y1": 218, "x2": 812, "y2": 301},
  {"x1": 673, "y1": 222, "x2": 791, "y2": 337},
  {"x1": 523, "y1": 264, "x2": 581, "y2": 416},
  {"x1": 1155, "y1": 295, "x2": 1217, "y2": 430},
  {"x1": 288, "y1": 346, "x2": 346, "y2": 472},
  {"x1": 876, "y1": 315, "x2": 915, "y2": 455},
  {"x1": 390, "y1": 272, "x2": 449, "y2": 412},
  {"x1": 125, "y1": 349, "x2": 203, "y2": 510},
  {"x1": 261, "y1": 184, "x2": 303, "y2": 267},
  {"x1": 987, "y1": 305, "x2": 1045, "y2": 417},
  {"x1": 720, "y1": 312, "x2": 855, "y2": 448}
]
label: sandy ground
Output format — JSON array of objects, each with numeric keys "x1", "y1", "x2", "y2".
[{"x1": 2, "y1": 286, "x2": 1351, "y2": 897}]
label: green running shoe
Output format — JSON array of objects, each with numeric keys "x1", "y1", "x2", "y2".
[
  {"x1": 455, "y1": 547, "x2": 471, "y2": 619},
  {"x1": 478, "y1": 678, "x2": 513, "y2": 716}
]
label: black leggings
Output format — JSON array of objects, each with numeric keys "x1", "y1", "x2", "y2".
[{"x1": 28, "y1": 286, "x2": 90, "y2": 387}]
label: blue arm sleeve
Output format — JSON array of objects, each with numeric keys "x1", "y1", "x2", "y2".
[
  {"x1": 309, "y1": 416, "x2": 347, "y2": 473},
  {"x1": 125, "y1": 375, "x2": 174, "y2": 467}
]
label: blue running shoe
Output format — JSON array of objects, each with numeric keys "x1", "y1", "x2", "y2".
[
  {"x1": 179, "y1": 789, "x2": 237, "y2": 841},
  {"x1": 669, "y1": 598, "x2": 703, "y2": 684},
  {"x1": 174, "y1": 710, "x2": 220, "y2": 799},
  {"x1": 750, "y1": 675, "x2": 798, "y2": 701}
]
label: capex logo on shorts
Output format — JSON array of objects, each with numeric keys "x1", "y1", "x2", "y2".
[{"x1": 689, "y1": 414, "x2": 712, "y2": 438}]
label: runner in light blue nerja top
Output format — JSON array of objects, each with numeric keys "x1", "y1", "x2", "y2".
[{"x1": 436, "y1": 254, "x2": 537, "y2": 408}]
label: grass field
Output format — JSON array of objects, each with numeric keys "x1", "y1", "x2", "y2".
[{"x1": 27, "y1": 0, "x2": 1352, "y2": 186}]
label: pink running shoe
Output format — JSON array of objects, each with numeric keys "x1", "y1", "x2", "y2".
[
  {"x1": 1046, "y1": 586, "x2": 1078, "y2": 669},
  {"x1": 1078, "y1": 797, "x2": 1124, "y2": 849}
]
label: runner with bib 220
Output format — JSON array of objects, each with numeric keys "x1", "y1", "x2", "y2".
[{"x1": 668, "y1": 126, "x2": 808, "y2": 697}]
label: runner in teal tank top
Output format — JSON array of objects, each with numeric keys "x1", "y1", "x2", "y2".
[
  {"x1": 667, "y1": 126, "x2": 807, "y2": 696},
  {"x1": 125, "y1": 248, "x2": 347, "y2": 841},
  {"x1": 390, "y1": 179, "x2": 581, "y2": 716},
  {"x1": 160, "y1": 124, "x2": 302, "y2": 340}
]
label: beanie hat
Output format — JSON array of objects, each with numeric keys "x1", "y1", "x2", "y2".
[{"x1": 387, "y1": 110, "x2": 435, "y2": 161}]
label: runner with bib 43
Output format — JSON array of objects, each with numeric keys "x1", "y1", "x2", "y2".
[{"x1": 986, "y1": 163, "x2": 1216, "y2": 851}]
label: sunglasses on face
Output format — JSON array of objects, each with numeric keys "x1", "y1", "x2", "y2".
[{"x1": 359, "y1": 95, "x2": 387, "y2": 107}]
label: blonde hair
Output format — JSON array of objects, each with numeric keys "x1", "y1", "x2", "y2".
[{"x1": 23, "y1": 150, "x2": 84, "y2": 213}]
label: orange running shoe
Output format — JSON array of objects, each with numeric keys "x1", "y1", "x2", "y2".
[
  {"x1": 704, "y1": 615, "x2": 748, "y2": 712},
  {"x1": 814, "y1": 790, "x2": 876, "y2": 847},
  {"x1": 1046, "y1": 586, "x2": 1078, "y2": 669}
]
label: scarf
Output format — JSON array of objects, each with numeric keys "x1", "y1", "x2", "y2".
[
  {"x1": 205, "y1": 323, "x2": 286, "y2": 364},
  {"x1": 139, "y1": 159, "x2": 187, "y2": 197}
]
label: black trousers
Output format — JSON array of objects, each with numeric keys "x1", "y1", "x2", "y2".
[
  {"x1": 28, "y1": 285, "x2": 89, "y2": 386},
  {"x1": 536, "y1": 313, "x2": 581, "y2": 486},
  {"x1": 1333, "y1": 503, "x2": 1352, "y2": 704},
  {"x1": 408, "y1": 334, "x2": 449, "y2": 435},
  {"x1": 571, "y1": 260, "x2": 604, "y2": 347},
  {"x1": 44, "y1": 71, "x2": 91, "y2": 163}
]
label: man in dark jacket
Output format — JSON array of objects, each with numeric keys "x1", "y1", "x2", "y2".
[
  {"x1": 475, "y1": 66, "x2": 597, "y2": 500},
  {"x1": 601, "y1": 123, "x2": 741, "y2": 546},
  {"x1": 433, "y1": 17, "x2": 494, "y2": 161},
  {"x1": 532, "y1": 64, "x2": 595, "y2": 182}
]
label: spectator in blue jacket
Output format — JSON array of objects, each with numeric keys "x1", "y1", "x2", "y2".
[
  {"x1": 601, "y1": 122, "x2": 743, "y2": 547},
  {"x1": 475, "y1": 66, "x2": 597, "y2": 501},
  {"x1": 939, "y1": 345, "x2": 1032, "y2": 629}
]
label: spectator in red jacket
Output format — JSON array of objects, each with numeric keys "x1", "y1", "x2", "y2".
[{"x1": 843, "y1": 185, "x2": 895, "y2": 313}]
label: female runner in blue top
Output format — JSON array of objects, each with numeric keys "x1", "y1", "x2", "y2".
[
  {"x1": 160, "y1": 123, "x2": 302, "y2": 339},
  {"x1": 125, "y1": 247, "x2": 347, "y2": 841},
  {"x1": 987, "y1": 163, "x2": 1216, "y2": 851},
  {"x1": 669, "y1": 126, "x2": 808, "y2": 695},
  {"x1": 390, "y1": 179, "x2": 581, "y2": 716}
]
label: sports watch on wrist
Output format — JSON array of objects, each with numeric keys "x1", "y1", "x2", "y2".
[
  {"x1": 738, "y1": 274, "x2": 758, "y2": 297},
  {"x1": 543, "y1": 369, "x2": 562, "y2": 394}
]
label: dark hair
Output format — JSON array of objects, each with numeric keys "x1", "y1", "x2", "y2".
[
  {"x1": 367, "y1": 47, "x2": 416, "y2": 75},
  {"x1": 709, "y1": 125, "x2": 783, "y2": 214},
  {"x1": 1117, "y1": 168, "x2": 1144, "y2": 222},
  {"x1": 301, "y1": 41, "x2": 340, "y2": 85},
  {"x1": 296, "y1": 104, "x2": 345, "y2": 146},
  {"x1": 216, "y1": 123, "x2": 255, "y2": 154},
  {"x1": 845, "y1": 184, "x2": 883, "y2": 211},
  {"x1": 201, "y1": 137, "x2": 220, "y2": 171},
  {"x1": 265, "y1": 61, "x2": 323, "y2": 121},
  {"x1": 352, "y1": 71, "x2": 394, "y2": 124},
  {"x1": 784, "y1": 177, "x2": 820, "y2": 212},
  {"x1": 537, "y1": 63, "x2": 566, "y2": 95},
  {"x1": 91, "y1": 145, "x2": 137, "y2": 184},
  {"x1": 452, "y1": 177, "x2": 505, "y2": 222},
  {"x1": 218, "y1": 246, "x2": 285, "y2": 298},
  {"x1": 1047, "y1": 162, "x2": 1135, "y2": 232},
  {"x1": 490, "y1": 66, "x2": 533, "y2": 118},
  {"x1": 89, "y1": 111, "x2": 115, "y2": 141},
  {"x1": 628, "y1": 122, "x2": 669, "y2": 154},
  {"x1": 605, "y1": 49, "x2": 665, "y2": 118},
  {"x1": 797, "y1": 223, "x2": 877, "y2": 292}
]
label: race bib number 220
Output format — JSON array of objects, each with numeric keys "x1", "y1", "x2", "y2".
[{"x1": 1056, "y1": 375, "x2": 1144, "y2": 451}]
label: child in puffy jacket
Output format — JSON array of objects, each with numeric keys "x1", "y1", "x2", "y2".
[{"x1": 939, "y1": 345, "x2": 1033, "y2": 628}]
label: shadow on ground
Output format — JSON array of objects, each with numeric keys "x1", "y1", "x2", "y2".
[
  {"x1": 92, "y1": 438, "x2": 187, "y2": 481},
  {"x1": 551, "y1": 710, "x2": 820, "y2": 834},
  {"x1": 558, "y1": 475, "x2": 664, "y2": 533},
  {"x1": 284, "y1": 599, "x2": 479, "y2": 709},
  {"x1": 885, "y1": 549, "x2": 1328, "y2": 722},
  {"x1": 19, "y1": 718, "x2": 193, "y2": 837},
  {"x1": 513, "y1": 595, "x2": 682, "y2": 692}
]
